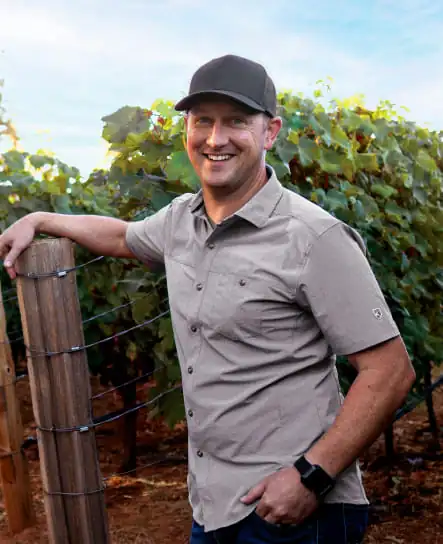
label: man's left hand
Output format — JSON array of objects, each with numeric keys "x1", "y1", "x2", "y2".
[{"x1": 240, "y1": 467, "x2": 319, "y2": 525}]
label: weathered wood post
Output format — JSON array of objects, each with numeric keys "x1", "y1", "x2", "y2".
[
  {"x1": 16, "y1": 238, "x2": 109, "y2": 544},
  {"x1": 0, "y1": 283, "x2": 35, "y2": 534}
]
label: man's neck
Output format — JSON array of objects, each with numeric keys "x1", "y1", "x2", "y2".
[{"x1": 202, "y1": 167, "x2": 268, "y2": 225}]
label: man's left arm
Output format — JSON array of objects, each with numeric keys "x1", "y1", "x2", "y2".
[{"x1": 305, "y1": 335, "x2": 415, "y2": 478}]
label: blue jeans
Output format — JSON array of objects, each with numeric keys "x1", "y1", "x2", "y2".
[{"x1": 190, "y1": 504, "x2": 369, "y2": 544}]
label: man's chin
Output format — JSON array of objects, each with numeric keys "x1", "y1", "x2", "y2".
[
  {"x1": 201, "y1": 176, "x2": 234, "y2": 188},
  {"x1": 204, "y1": 179, "x2": 234, "y2": 189}
]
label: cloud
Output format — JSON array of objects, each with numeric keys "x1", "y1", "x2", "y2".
[{"x1": 1, "y1": 7, "x2": 85, "y2": 48}]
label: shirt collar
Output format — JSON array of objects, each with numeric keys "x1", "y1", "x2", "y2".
[
  {"x1": 189, "y1": 190, "x2": 205, "y2": 215},
  {"x1": 188, "y1": 165, "x2": 283, "y2": 228}
]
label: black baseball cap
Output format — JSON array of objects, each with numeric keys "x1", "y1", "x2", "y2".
[{"x1": 174, "y1": 54, "x2": 277, "y2": 117}]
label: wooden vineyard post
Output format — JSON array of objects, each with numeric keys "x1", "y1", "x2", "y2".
[
  {"x1": 16, "y1": 238, "x2": 110, "y2": 544},
  {"x1": 0, "y1": 283, "x2": 35, "y2": 534}
]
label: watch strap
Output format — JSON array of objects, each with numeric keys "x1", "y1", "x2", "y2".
[
  {"x1": 293, "y1": 455, "x2": 312, "y2": 474},
  {"x1": 294, "y1": 455, "x2": 335, "y2": 500}
]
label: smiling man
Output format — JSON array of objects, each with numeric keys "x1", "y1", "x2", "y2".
[{"x1": 0, "y1": 55, "x2": 415, "y2": 544}]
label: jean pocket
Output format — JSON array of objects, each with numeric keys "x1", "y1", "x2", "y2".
[{"x1": 250, "y1": 511, "x2": 316, "y2": 543}]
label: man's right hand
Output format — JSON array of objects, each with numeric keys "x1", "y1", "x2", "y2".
[
  {"x1": 0, "y1": 211, "x2": 136, "y2": 280},
  {"x1": 0, "y1": 214, "x2": 38, "y2": 279}
]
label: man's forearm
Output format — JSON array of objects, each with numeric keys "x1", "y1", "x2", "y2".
[
  {"x1": 305, "y1": 355, "x2": 415, "y2": 478},
  {"x1": 31, "y1": 212, "x2": 134, "y2": 258}
]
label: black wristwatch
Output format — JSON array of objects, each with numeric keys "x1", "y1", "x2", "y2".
[{"x1": 293, "y1": 455, "x2": 335, "y2": 500}]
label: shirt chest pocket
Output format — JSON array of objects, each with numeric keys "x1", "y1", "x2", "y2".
[{"x1": 204, "y1": 273, "x2": 295, "y2": 342}]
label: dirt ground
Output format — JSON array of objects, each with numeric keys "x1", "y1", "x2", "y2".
[{"x1": 0, "y1": 376, "x2": 442, "y2": 544}]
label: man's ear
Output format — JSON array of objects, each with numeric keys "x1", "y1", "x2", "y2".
[
  {"x1": 264, "y1": 116, "x2": 283, "y2": 150},
  {"x1": 182, "y1": 114, "x2": 189, "y2": 148}
]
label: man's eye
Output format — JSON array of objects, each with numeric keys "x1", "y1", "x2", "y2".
[
  {"x1": 195, "y1": 117, "x2": 212, "y2": 125},
  {"x1": 231, "y1": 118, "x2": 246, "y2": 126}
]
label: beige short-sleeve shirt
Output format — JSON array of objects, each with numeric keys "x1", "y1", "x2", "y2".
[{"x1": 126, "y1": 167, "x2": 399, "y2": 531}]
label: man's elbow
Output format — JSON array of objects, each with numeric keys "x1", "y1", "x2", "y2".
[
  {"x1": 113, "y1": 230, "x2": 137, "y2": 259},
  {"x1": 381, "y1": 337, "x2": 416, "y2": 402},
  {"x1": 394, "y1": 355, "x2": 416, "y2": 403}
]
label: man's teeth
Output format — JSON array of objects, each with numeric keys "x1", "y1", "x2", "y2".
[{"x1": 207, "y1": 154, "x2": 231, "y2": 161}]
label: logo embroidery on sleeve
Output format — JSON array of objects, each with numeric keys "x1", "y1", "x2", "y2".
[{"x1": 372, "y1": 308, "x2": 383, "y2": 320}]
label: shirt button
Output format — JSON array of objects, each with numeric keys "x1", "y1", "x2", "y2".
[
  {"x1": 188, "y1": 409, "x2": 194, "y2": 417},
  {"x1": 208, "y1": 242, "x2": 215, "y2": 249},
  {"x1": 190, "y1": 324, "x2": 198, "y2": 333},
  {"x1": 197, "y1": 450, "x2": 203, "y2": 458},
  {"x1": 239, "y1": 279, "x2": 246, "y2": 286},
  {"x1": 187, "y1": 366, "x2": 194, "y2": 374},
  {"x1": 196, "y1": 283, "x2": 203, "y2": 291}
]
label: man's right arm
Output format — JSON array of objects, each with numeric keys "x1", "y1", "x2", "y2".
[{"x1": 0, "y1": 211, "x2": 136, "y2": 279}]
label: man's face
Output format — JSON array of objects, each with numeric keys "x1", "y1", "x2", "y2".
[{"x1": 185, "y1": 98, "x2": 281, "y2": 191}]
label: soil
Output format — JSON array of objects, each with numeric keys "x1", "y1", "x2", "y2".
[{"x1": 0, "y1": 375, "x2": 442, "y2": 544}]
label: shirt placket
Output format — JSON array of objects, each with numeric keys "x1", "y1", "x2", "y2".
[
  {"x1": 184, "y1": 223, "x2": 220, "y2": 387},
  {"x1": 185, "y1": 222, "x2": 224, "y2": 524}
]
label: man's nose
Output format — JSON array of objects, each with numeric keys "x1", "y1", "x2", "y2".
[{"x1": 207, "y1": 121, "x2": 229, "y2": 148}]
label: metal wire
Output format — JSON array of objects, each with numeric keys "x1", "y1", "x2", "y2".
[
  {"x1": 91, "y1": 362, "x2": 168, "y2": 401},
  {"x1": 0, "y1": 449, "x2": 25, "y2": 459},
  {"x1": 82, "y1": 299, "x2": 136, "y2": 325},
  {"x1": 0, "y1": 294, "x2": 166, "y2": 346},
  {"x1": 25, "y1": 310, "x2": 170, "y2": 357},
  {"x1": 4, "y1": 326, "x2": 21, "y2": 336},
  {"x1": 1, "y1": 295, "x2": 18, "y2": 304},
  {"x1": 16, "y1": 255, "x2": 105, "y2": 279},
  {"x1": 10, "y1": 435, "x2": 182, "y2": 481},
  {"x1": 102, "y1": 455, "x2": 186, "y2": 481},
  {"x1": 43, "y1": 483, "x2": 106, "y2": 496},
  {"x1": 1, "y1": 287, "x2": 16, "y2": 296},
  {"x1": 37, "y1": 384, "x2": 182, "y2": 433},
  {"x1": 0, "y1": 436, "x2": 38, "y2": 459},
  {"x1": 394, "y1": 373, "x2": 443, "y2": 421},
  {"x1": 104, "y1": 459, "x2": 162, "y2": 480},
  {"x1": 0, "y1": 334, "x2": 24, "y2": 345}
]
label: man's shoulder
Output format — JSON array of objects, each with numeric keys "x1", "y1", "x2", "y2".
[
  {"x1": 156, "y1": 192, "x2": 197, "y2": 220},
  {"x1": 275, "y1": 186, "x2": 367, "y2": 256},
  {"x1": 169, "y1": 192, "x2": 197, "y2": 209},
  {"x1": 278, "y1": 186, "x2": 340, "y2": 238}
]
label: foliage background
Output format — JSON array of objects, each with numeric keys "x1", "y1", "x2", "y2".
[{"x1": 1, "y1": 80, "x2": 442, "y2": 424}]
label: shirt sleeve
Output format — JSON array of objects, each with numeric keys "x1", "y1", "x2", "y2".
[
  {"x1": 125, "y1": 204, "x2": 171, "y2": 268},
  {"x1": 295, "y1": 222, "x2": 400, "y2": 355}
]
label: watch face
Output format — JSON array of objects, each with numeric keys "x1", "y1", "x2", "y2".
[{"x1": 304, "y1": 466, "x2": 334, "y2": 496}]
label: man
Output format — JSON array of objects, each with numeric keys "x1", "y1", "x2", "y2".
[{"x1": 0, "y1": 55, "x2": 415, "y2": 543}]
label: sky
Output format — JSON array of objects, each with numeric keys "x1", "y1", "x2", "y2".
[{"x1": 0, "y1": 0, "x2": 442, "y2": 177}]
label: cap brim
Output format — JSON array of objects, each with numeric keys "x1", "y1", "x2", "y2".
[{"x1": 174, "y1": 90, "x2": 267, "y2": 114}]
